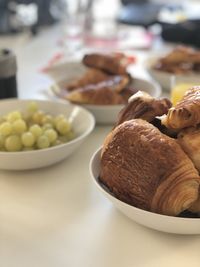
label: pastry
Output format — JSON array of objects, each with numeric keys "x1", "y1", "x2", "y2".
[
  {"x1": 65, "y1": 76, "x2": 130, "y2": 105},
  {"x1": 177, "y1": 125, "x2": 200, "y2": 214},
  {"x1": 119, "y1": 86, "x2": 138, "y2": 102},
  {"x1": 116, "y1": 91, "x2": 171, "y2": 126},
  {"x1": 82, "y1": 53, "x2": 127, "y2": 75},
  {"x1": 154, "y1": 46, "x2": 200, "y2": 74},
  {"x1": 160, "y1": 46, "x2": 200, "y2": 64},
  {"x1": 65, "y1": 68, "x2": 111, "y2": 91},
  {"x1": 65, "y1": 84, "x2": 125, "y2": 105},
  {"x1": 178, "y1": 126, "x2": 200, "y2": 172},
  {"x1": 100, "y1": 119, "x2": 200, "y2": 216},
  {"x1": 162, "y1": 86, "x2": 200, "y2": 130}
]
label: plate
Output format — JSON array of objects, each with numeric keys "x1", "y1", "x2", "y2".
[
  {"x1": 90, "y1": 147, "x2": 200, "y2": 235},
  {"x1": 45, "y1": 61, "x2": 162, "y2": 125},
  {"x1": 145, "y1": 55, "x2": 200, "y2": 91},
  {"x1": 0, "y1": 99, "x2": 95, "y2": 170}
]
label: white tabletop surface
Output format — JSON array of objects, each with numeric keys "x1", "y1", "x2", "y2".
[{"x1": 0, "y1": 24, "x2": 200, "y2": 267}]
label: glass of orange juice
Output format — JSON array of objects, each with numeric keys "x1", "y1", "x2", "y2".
[{"x1": 170, "y1": 75, "x2": 200, "y2": 106}]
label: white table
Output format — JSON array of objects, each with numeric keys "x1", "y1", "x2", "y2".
[{"x1": 0, "y1": 24, "x2": 200, "y2": 267}]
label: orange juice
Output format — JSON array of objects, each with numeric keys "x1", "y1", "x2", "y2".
[{"x1": 171, "y1": 83, "x2": 196, "y2": 106}]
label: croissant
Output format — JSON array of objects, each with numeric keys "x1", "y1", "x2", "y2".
[
  {"x1": 116, "y1": 91, "x2": 171, "y2": 126},
  {"x1": 160, "y1": 46, "x2": 200, "y2": 64},
  {"x1": 100, "y1": 119, "x2": 200, "y2": 216},
  {"x1": 65, "y1": 76, "x2": 129, "y2": 105},
  {"x1": 65, "y1": 83, "x2": 125, "y2": 105},
  {"x1": 82, "y1": 53, "x2": 127, "y2": 75},
  {"x1": 65, "y1": 68, "x2": 110, "y2": 91},
  {"x1": 178, "y1": 126, "x2": 200, "y2": 172},
  {"x1": 162, "y1": 86, "x2": 200, "y2": 130}
]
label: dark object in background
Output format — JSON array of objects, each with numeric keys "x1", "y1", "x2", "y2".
[
  {"x1": 117, "y1": 0, "x2": 163, "y2": 28},
  {"x1": 161, "y1": 20, "x2": 200, "y2": 48},
  {"x1": 0, "y1": 0, "x2": 65, "y2": 34},
  {"x1": 121, "y1": 0, "x2": 149, "y2": 5},
  {"x1": 0, "y1": 49, "x2": 18, "y2": 99}
]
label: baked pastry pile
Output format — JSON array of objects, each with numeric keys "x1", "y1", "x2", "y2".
[
  {"x1": 57, "y1": 53, "x2": 137, "y2": 105},
  {"x1": 100, "y1": 86, "x2": 200, "y2": 216},
  {"x1": 153, "y1": 46, "x2": 200, "y2": 74}
]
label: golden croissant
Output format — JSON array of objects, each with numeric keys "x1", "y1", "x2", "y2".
[
  {"x1": 162, "y1": 86, "x2": 200, "y2": 130},
  {"x1": 100, "y1": 119, "x2": 200, "y2": 216},
  {"x1": 65, "y1": 68, "x2": 110, "y2": 91},
  {"x1": 82, "y1": 53, "x2": 127, "y2": 75},
  {"x1": 65, "y1": 76, "x2": 129, "y2": 105},
  {"x1": 116, "y1": 91, "x2": 171, "y2": 126},
  {"x1": 177, "y1": 126, "x2": 200, "y2": 213},
  {"x1": 178, "y1": 126, "x2": 200, "y2": 173}
]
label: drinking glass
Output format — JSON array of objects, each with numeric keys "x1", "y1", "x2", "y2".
[
  {"x1": 170, "y1": 75, "x2": 200, "y2": 105},
  {"x1": 61, "y1": 0, "x2": 92, "y2": 53}
]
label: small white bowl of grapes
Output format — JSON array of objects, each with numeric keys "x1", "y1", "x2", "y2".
[{"x1": 0, "y1": 99, "x2": 95, "y2": 170}]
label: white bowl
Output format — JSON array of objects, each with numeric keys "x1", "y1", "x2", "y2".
[
  {"x1": 145, "y1": 55, "x2": 200, "y2": 91},
  {"x1": 47, "y1": 77, "x2": 161, "y2": 125},
  {"x1": 45, "y1": 60, "x2": 161, "y2": 124},
  {"x1": 0, "y1": 99, "x2": 95, "y2": 170},
  {"x1": 81, "y1": 77, "x2": 161, "y2": 125},
  {"x1": 90, "y1": 147, "x2": 200, "y2": 235}
]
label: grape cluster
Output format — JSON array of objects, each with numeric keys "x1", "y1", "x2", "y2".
[{"x1": 0, "y1": 102, "x2": 75, "y2": 152}]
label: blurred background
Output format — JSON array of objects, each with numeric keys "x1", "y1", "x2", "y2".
[
  {"x1": 1, "y1": 0, "x2": 200, "y2": 48},
  {"x1": 0, "y1": 0, "x2": 200, "y2": 99}
]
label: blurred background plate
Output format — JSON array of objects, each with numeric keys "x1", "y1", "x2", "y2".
[{"x1": 145, "y1": 55, "x2": 200, "y2": 91}]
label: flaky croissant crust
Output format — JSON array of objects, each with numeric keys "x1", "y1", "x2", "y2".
[
  {"x1": 100, "y1": 119, "x2": 200, "y2": 216},
  {"x1": 162, "y1": 86, "x2": 200, "y2": 130}
]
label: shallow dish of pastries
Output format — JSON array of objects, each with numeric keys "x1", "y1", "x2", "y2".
[
  {"x1": 90, "y1": 86, "x2": 200, "y2": 234},
  {"x1": 46, "y1": 53, "x2": 161, "y2": 124},
  {"x1": 145, "y1": 46, "x2": 200, "y2": 90}
]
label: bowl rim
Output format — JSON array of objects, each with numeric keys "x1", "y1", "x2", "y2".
[
  {"x1": 90, "y1": 146, "x2": 200, "y2": 222},
  {"x1": 0, "y1": 98, "x2": 95, "y2": 155}
]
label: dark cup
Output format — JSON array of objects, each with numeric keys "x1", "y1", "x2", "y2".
[{"x1": 0, "y1": 49, "x2": 18, "y2": 99}]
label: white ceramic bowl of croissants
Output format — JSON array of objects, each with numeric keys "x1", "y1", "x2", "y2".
[
  {"x1": 47, "y1": 53, "x2": 161, "y2": 124},
  {"x1": 146, "y1": 46, "x2": 200, "y2": 91},
  {"x1": 90, "y1": 87, "x2": 200, "y2": 234}
]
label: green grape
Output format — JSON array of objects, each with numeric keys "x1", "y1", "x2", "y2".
[
  {"x1": 44, "y1": 129, "x2": 57, "y2": 143},
  {"x1": 32, "y1": 110, "x2": 45, "y2": 125},
  {"x1": 55, "y1": 114, "x2": 66, "y2": 122},
  {"x1": 41, "y1": 115, "x2": 53, "y2": 125},
  {"x1": 29, "y1": 124, "x2": 42, "y2": 138},
  {"x1": 0, "y1": 134, "x2": 5, "y2": 148},
  {"x1": 27, "y1": 101, "x2": 38, "y2": 113},
  {"x1": 56, "y1": 119, "x2": 71, "y2": 135},
  {"x1": 0, "y1": 122, "x2": 13, "y2": 136},
  {"x1": 5, "y1": 135, "x2": 22, "y2": 151},
  {"x1": 52, "y1": 139, "x2": 62, "y2": 146},
  {"x1": 22, "y1": 112, "x2": 32, "y2": 124},
  {"x1": 13, "y1": 119, "x2": 27, "y2": 134},
  {"x1": 53, "y1": 114, "x2": 65, "y2": 127},
  {"x1": 0, "y1": 117, "x2": 6, "y2": 124},
  {"x1": 21, "y1": 132, "x2": 35, "y2": 147},
  {"x1": 7, "y1": 111, "x2": 22, "y2": 122},
  {"x1": 42, "y1": 123, "x2": 53, "y2": 131},
  {"x1": 36, "y1": 135, "x2": 50, "y2": 149}
]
